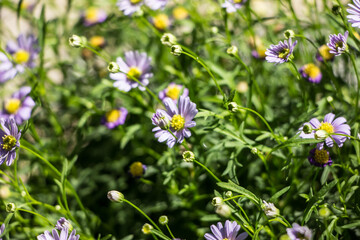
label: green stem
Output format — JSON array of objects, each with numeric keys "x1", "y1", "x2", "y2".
[
  {"x1": 193, "y1": 159, "x2": 221, "y2": 182},
  {"x1": 347, "y1": 52, "x2": 360, "y2": 119},
  {"x1": 165, "y1": 224, "x2": 176, "y2": 239}
]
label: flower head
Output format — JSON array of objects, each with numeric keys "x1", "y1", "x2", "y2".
[
  {"x1": 145, "y1": 0, "x2": 168, "y2": 10},
  {"x1": 0, "y1": 34, "x2": 39, "y2": 83},
  {"x1": 152, "y1": 96, "x2": 197, "y2": 148},
  {"x1": 109, "y1": 51, "x2": 153, "y2": 92},
  {"x1": 89, "y1": 36, "x2": 106, "y2": 48},
  {"x1": 299, "y1": 63, "x2": 322, "y2": 83},
  {"x1": 286, "y1": 223, "x2": 312, "y2": 240},
  {"x1": 159, "y1": 83, "x2": 189, "y2": 103},
  {"x1": 102, "y1": 107, "x2": 128, "y2": 129},
  {"x1": 327, "y1": 31, "x2": 349, "y2": 56},
  {"x1": 173, "y1": 6, "x2": 188, "y2": 20},
  {"x1": 129, "y1": 161, "x2": 147, "y2": 178},
  {"x1": 152, "y1": 14, "x2": 171, "y2": 30},
  {"x1": 262, "y1": 200, "x2": 280, "y2": 218},
  {"x1": 37, "y1": 227, "x2": 80, "y2": 240},
  {"x1": 204, "y1": 220, "x2": 248, "y2": 240},
  {"x1": 265, "y1": 38, "x2": 298, "y2": 64},
  {"x1": 117, "y1": 0, "x2": 144, "y2": 16},
  {"x1": 308, "y1": 148, "x2": 332, "y2": 167},
  {"x1": 316, "y1": 45, "x2": 335, "y2": 62},
  {"x1": 0, "y1": 87, "x2": 35, "y2": 125},
  {"x1": 222, "y1": 0, "x2": 248, "y2": 13},
  {"x1": 347, "y1": 0, "x2": 360, "y2": 28},
  {"x1": 0, "y1": 118, "x2": 21, "y2": 166},
  {"x1": 55, "y1": 218, "x2": 73, "y2": 232},
  {"x1": 299, "y1": 113, "x2": 350, "y2": 149},
  {"x1": 82, "y1": 7, "x2": 107, "y2": 26}
]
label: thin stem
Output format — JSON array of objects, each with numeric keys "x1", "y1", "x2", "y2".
[
  {"x1": 193, "y1": 159, "x2": 221, "y2": 182},
  {"x1": 347, "y1": 52, "x2": 360, "y2": 119},
  {"x1": 165, "y1": 224, "x2": 176, "y2": 239}
]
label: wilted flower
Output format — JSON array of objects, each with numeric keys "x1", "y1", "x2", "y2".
[
  {"x1": 159, "y1": 83, "x2": 189, "y2": 103},
  {"x1": 299, "y1": 63, "x2": 322, "y2": 83},
  {"x1": 327, "y1": 31, "x2": 349, "y2": 56},
  {"x1": 316, "y1": 45, "x2": 334, "y2": 62},
  {"x1": 222, "y1": 0, "x2": 248, "y2": 13},
  {"x1": 109, "y1": 51, "x2": 153, "y2": 92},
  {"x1": 0, "y1": 118, "x2": 21, "y2": 166},
  {"x1": 152, "y1": 96, "x2": 198, "y2": 148},
  {"x1": 55, "y1": 218, "x2": 73, "y2": 231},
  {"x1": 142, "y1": 223, "x2": 153, "y2": 234},
  {"x1": 0, "y1": 86, "x2": 35, "y2": 124},
  {"x1": 347, "y1": 0, "x2": 360, "y2": 28},
  {"x1": 204, "y1": 220, "x2": 248, "y2": 240},
  {"x1": 37, "y1": 227, "x2": 80, "y2": 240},
  {"x1": 0, "y1": 34, "x2": 39, "y2": 83},
  {"x1": 82, "y1": 7, "x2": 107, "y2": 26},
  {"x1": 161, "y1": 33, "x2": 177, "y2": 47},
  {"x1": 173, "y1": 6, "x2": 188, "y2": 20},
  {"x1": 299, "y1": 113, "x2": 350, "y2": 149},
  {"x1": 286, "y1": 223, "x2": 312, "y2": 240},
  {"x1": 145, "y1": 0, "x2": 168, "y2": 10},
  {"x1": 262, "y1": 200, "x2": 280, "y2": 218},
  {"x1": 102, "y1": 107, "x2": 128, "y2": 129},
  {"x1": 308, "y1": 148, "x2": 332, "y2": 167},
  {"x1": 117, "y1": 0, "x2": 144, "y2": 16},
  {"x1": 265, "y1": 38, "x2": 298, "y2": 64},
  {"x1": 107, "y1": 190, "x2": 125, "y2": 203},
  {"x1": 129, "y1": 161, "x2": 147, "y2": 178}
]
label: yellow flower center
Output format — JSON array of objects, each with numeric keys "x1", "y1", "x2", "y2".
[
  {"x1": 2, "y1": 135, "x2": 17, "y2": 151},
  {"x1": 171, "y1": 114, "x2": 185, "y2": 131},
  {"x1": 257, "y1": 46, "x2": 266, "y2": 58},
  {"x1": 173, "y1": 7, "x2": 188, "y2": 20},
  {"x1": 130, "y1": 0, "x2": 142, "y2": 4},
  {"x1": 303, "y1": 63, "x2": 321, "y2": 79},
  {"x1": 319, "y1": 122, "x2": 334, "y2": 134},
  {"x1": 127, "y1": 67, "x2": 142, "y2": 80},
  {"x1": 278, "y1": 48, "x2": 290, "y2": 59},
  {"x1": 335, "y1": 41, "x2": 344, "y2": 50},
  {"x1": 85, "y1": 7, "x2": 99, "y2": 22},
  {"x1": 166, "y1": 85, "x2": 181, "y2": 100},
  {"x1": 106, "y1": 109, "x2": 121, "y2": 123},
  {"x1": 319, "y1": 45, "x2": 334, "y2": 61},
  {"x1": 129, "y1": 162, "x2": 144, "y2": 177},
  {"x1": 89, "y1": 36, "x2": 105, "y2": 48},
  {"x1": 153, "y1": 14, "x2": 170, "y2": 30},
  {"x1": 14, "y1": 50, "x2": 30, "y2": 64},
  {"x1": 5, "y1": 98, "x2": 21, "y2": 114},
  {"x1": 314, "y1": 149, "x2": 330, "y2": 164},
  {"x1": 234, "y1": 0, "x2": 242, "y2": 3}
]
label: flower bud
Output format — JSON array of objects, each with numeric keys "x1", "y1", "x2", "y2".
[
  {"x1": 227, "y1": 46, "x2": 238, "y2": 56},
  {"x1": 212, "y1": 197, "x2": 223, "y2": 206},
  {"x1": 326, "y1": 96, "x2": 333, "y2": 103},
  {"x1": 152, "y1": 111, "x2": 170, "y2": 130},
  {"x1": 332, "y1": 4, "x2": 342, "y2": 16},
  {"x1": 251, "y1": 148, "x2": 258, "y2": 154},
  {"x1": 159, "y1": 215, "x2": 169, "y2": 225},
  {"x1": 227, "y1": 102, "x2": 239, "y2": 113},
  {"x1": 56, "y1": 217, "x2": 73, "y2": 231},
  {"x1": 261, "y1": 200, "x2": 280, "y2": 218},
  {"x1": 6, "y1": 202, "x2": 16, "y2": 213},
  {"x1": 69, "y1": 35, "x2": 86, "y2": 48},
  {"x1": 161, "y1": 33, "x2": 177, "y2": 47},
  {"x1": 182, "y1": 151, "x2": 195, "y2": 162},
  {"x1": 302, "y1": 123, "x2": 313, "y2": 134},
  {"x1": 319, "y1": 207, "x2": 331, "y2": 218},
  {"x1": 108, "y1": 62, "x2": 120, "y2": 73},
  {"x1": 171, "y1": 45, "x2": 182, "y2": 56},
  {"x1": 142, "y1": 223, "x2": 153, "y2": 234},
  {"x1": 225, "y1": 191, "x2": 233, "y2": 198},
  {"x1": 215, "y1": 204, "x2": 231, "y2": 218},
  {"x1": 284, "y1": 29, "x2": 295, "y2": 39},
  {"x1": 315, "y1": 130, "x2": 328, "y2": 140},
  {"x1": 107, "y1": 190, "x2": 124, "y2": 203}
]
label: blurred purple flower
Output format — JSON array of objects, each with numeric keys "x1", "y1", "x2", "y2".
[
  {"x1": 83, "y1": 7, "x2": 107, "y2": 26},
  {"x1": 159, "y1": 83, "x2": 188, "y2": 103},
  {"x1": 129, "y1": 161, "x2": 147, "y2": 178},
  {"x1": 37, "y1": 228, "x2": 80, "y2": 240},
  {"x1": 299, "y1": 63, "x2": 322, "y2": 83},
  {"x1": 0, "y1": 223, "x2": 5, "y2": 240},
  {"x1": 204, "y1": 220, "x2": 248, "y2": 240},
  {"x1": 327, "y1": 31, "x2": 349, "y2": 56},
  {"x1": 0, "y1": 118, "x2": 21, "y2": 166},
  {"x1": 286, "y1": 223, "x2": 312, "y2": 240},
  {"x1": 0, "y1": 86, "x2": 35, "y2": 125},
  {"x1": 117, "y1": 0, "x2": 144, "y2": 16},
  {"x1": 55, "y1": 218, "x2": 72, "y2": 231},
  {"x1": 102, "y1": 107, "x2": 128, "y2": 129},
  {"x1": 145, "y1": 0, "x2": 168, "y2": 10},
  {"x1": 222, "y1": 0, "x2": 248, "y2": 13},
  {"x1": 316, "y1": 44, "x2": 334, "y2": 62},
  {"x1": 308, "y1": 148, "x2": 333, "y2": 167},
  {"x1": 265, "y1": 38, "x2": 297, "y2": 64},
  {"x1": 347, "y1": 0, "x2": 360, "y2": 28},
  {"x1": 110, "y1": 51, "x2": 153, "y2": 92}
]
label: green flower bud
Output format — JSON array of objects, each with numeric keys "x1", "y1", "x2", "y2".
[
  {"x1": 159, "y1": 215, "x2": 169, "y2": 225},
  {"x1": 284, "y1": 29, "x2": 295, "y2": 39},
  {"x1": 227, "y1": 46, "x2": 238, "y2": 57},
  {"x1": 182, "y1": 151, "x2": 195, "y2": 162},
  {"x1": 6, "y1": 202, "x2": 16, "y2": 213},
  {"x1": 142, "y1": 223, "x2": 153, "y2": 234},
  {"x1": 212, "y1": 197, "x2": 223, "y2": 206},
  {"x1": 225, "y1": 191, "x2": 233, "y2": 198},
  {"x1": 215, "y1": 204, "x2": 231, "y2": 218},
  {"x1": 69, "y1": 35, "x2": 86, "y2": 48},
  {"x1": 302, "y1": 123, "x2": 313, "y2": 134},
  {"x1": 107, "y1": 190, "x2": 125, "y2": 203},
  {"x1": 171, "y1": 45, "x2": 182, "y2": 56},
  {"x1": 161, "y1": 33, "x2": 177, "y2": 47},
  {"x1": 108, "y1": 62, "x2": 120, "y2": 73},
  {"x1": 315, "y1": 130, "x2": 328, "y2": 140}
]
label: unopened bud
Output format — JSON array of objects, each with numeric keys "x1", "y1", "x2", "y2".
[
  {"x1": 225, "y1": 191, "x2": 233, "y2": 198},
  {"x1": 315, "y1": 130, "x2": 328, "y2": 140},
  {"x1": 319, "y1": 207, "x2": 331, "y2": 218},
  {"x1": 142, "y1": 223, "x2": 153, "y2": 234},
  {"x1": 107, "y1": 190, "x2": 124, "y2": 203},
  {"x1": 171, "y1": 45, "x2": 182, "y2": 56},
  {"x1": 227, "y1": 46, "x2": 238, "y2": 56},
  {"x1": 6, "y1": 202, "x2": 16, "y2": 213},
  {"x1": 327, "y1": 96, "x2": 333, "y2": 103},
  {"x1": 251, "y1": 148, "x2": 258, "y2": 154},
  {"x1": 262, "y1": 200, "x2": 280, "y2": 218},
  {"x1": 108, "y1": 62, "x2": 120, "y2": 73},
  {"x1": 332, "y1": 4, "x2": 342, "y2": 16},
  {"x1": 302, "y1": 123, "x2": 313, "y2": 134},
  {"x1": 69, "y1": 35, "x2": 86, "y2": 48},
  {"x1": 284, "y1": 29, "x2": 295, "y2": 39},
  {"x1": 182, "y1": 151, "x2": 195, "y2": 162},
  {"x1": 161, "y1": 33, "x2": 177, "y2": 47},
  {"x1": 227, "y1": 102, "x2": 239, "y2": 112},
  {"x1": 212, "y1": 197, "x2": 223, "y2": 206},
  {"x1": 215, "y1": 204, "x2": 231, "y2": 218},
  {"x1": 159, "y1": 215, "x2": 169, "y2": 225}
]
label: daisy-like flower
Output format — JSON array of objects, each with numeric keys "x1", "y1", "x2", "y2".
[
  {"x1": 0, "y1": 118, "x2": 21, "y2": 166},
  {"x1": 109, "y1": 51, "x2": 153, "y2": 92},
  {"x1": 117, "y1": 0, "x2": 144, "y2": 16},
  {"x1": 82, "y1": 7, "x2": 107, "y2": 26},
  {"x1": 102, "y1": 107, "x2": 128, "y2": 129},
  {"x1": 0, "y1": 86, "x2": 35, "y2": 125},
  {"x1": 265, "y1": 38, "x2": 298, "y2": 64},
  {"x1": 299, "y1": 113, "x2": 350, "y2": 149},
  {"x1": 262, "y1": 200, "x2": 280, "y2": 218},
  {"x1": 37, "y1": 227, "x2": 80, "y2": 240},
  {"x1": 347, "y1": 0, "x2": 360, "y2": 28},
  {"x1": 286, "y1": 223, "x2": 312, "y2": 240},
  {"x1": 308, "y1": 148, "x2": 333, "y2": 167},
  {"x1": 299, "y1": 63, "x2": 322, "y2": 83},
  {"x1": 0, "y1": 34, "x2": 39, "y2": 83},
  {"x1": 152, "y1": 96, "x2": 197, "y2": 148},
  {"x1": 159, "y1": 83, "x2": 189, "y2": 103},
  {"x1": 129, "y1": 161, "x2": 147, "y2": 178},
  {"x1": 327, "y1": 31, "x2": 349, "y2": 56},
  {"x1": 204, "y1": 220, "x2": 248, "y2": 240},
  {"x1": 316, "y1": 45, "x2": 335, "y2": 62},
  {"x1": 222, "y1": 0, "x2": 248, "y2": 13},
  {"x1": 145, "y1": 0, "x2": 168, "y2": 10},
  {"x1": 55, "y1": 218, "x2": 73, "y2": 231},
  {"x1": 0, "y1": 223, "x2": 5, "y2": 240}
]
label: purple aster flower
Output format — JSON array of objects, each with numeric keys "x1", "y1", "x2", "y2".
[
  {"x1": 265, "y1": 38, "x2": 298, "y2": 64},
  {"x1": 37, "y1": 228, "x2": 80, "y2": 240},
  {"x1": 101, "y1": 107, "x2": 128, "y2": 129},
  {"x1": 152, "y1": 96, "x2": 197, "y2": 148},
  {"x1": 347, "y1": 0, "x2": 360, "y2": 28},
  {"x1": 316, "y1": 44, "x2": 334, "y2": 62},
  {"x1": 204, "y1": 220, "x2": 248, "y2": 240},
  {"x1": 117, "y1": 0, "x2": 144, "y2": 16},
  {"x1": 129, "y1": 161, "x2": 147, "y2": 178},
  {"x1": 299, "y1": 63, "x2": 322, "y2": 83},
  {"x1": 222, "y1": 0, "x2": 248, "y2": 13},
  {"x1": 0, "y1": 86, "x2": 35, "y2": 125},
  {"x1": 82, "y1": 7, "x2": 107, "y2": 26},
  {"x1": 308, "y1": 148, "x2": 333, "y2": 167},
  {"x1": 145, "y1": 0, "x2": 168, "y2": 10},
  {"x1": 0, "y1": 118, "x2": 21, "y2": 166},
  {"x1": 159, "y1": 83, "x2": 189, "y2": 103},
  {"x1": 55, "y1": 218, "x2": 73, "y2": 231},
  {"x1": 299, "y1": 113, "x2": 351, "y2": 149},
  {"x1": 286, "y1": 223, "x2": 312, "y2": 240},
  {"x1": 327, "y1": 31, "x2": 349, "y2": 56},
  {"x1": 0, "y1": 34, "x2": 39, "y2": 82},
  {"x1": 109, "y1": 51, "x2": 153, "y2": 92},
  {"x1": 0, "y1": 223, "x2": 5, "y2": 240}
]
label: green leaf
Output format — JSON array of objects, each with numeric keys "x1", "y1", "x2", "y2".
[
  {"x1": 217, "y1": 181, "x2": 260, "y2": 205},
  {"x1": 269, "y1": 186, "x2": 291, "y2": 202},
  {"x1": 267, "y1": 138, "x2": 323, "y2": 159},
  {"x1": 151, "y1": 230, "x2": 171, "y2": 240},
  {"x1": 341, "y1": 221, "x2": 360, "y2": 229}
]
